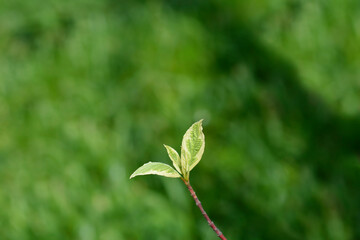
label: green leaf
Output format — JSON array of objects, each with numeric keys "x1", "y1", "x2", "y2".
[
  {"x1": 181, "y1": 119, "x2": 205, "y2": 176},
  {"x1": 163, "y1": 144, "x2": 182, "y2": 174},
  {"x1": 130, "y1": 162, "x2": 181, "y2": 179}
]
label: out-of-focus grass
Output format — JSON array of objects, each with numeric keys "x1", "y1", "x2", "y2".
[{"x1": 0, "y1": 0, "x2": 359, "y2": 239}]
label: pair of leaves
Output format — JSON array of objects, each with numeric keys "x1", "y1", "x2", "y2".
[{"x1": 130, "y1": 119, "x2": 205, "y2": 181}]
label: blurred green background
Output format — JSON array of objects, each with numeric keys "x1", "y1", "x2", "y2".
[{"x1": 1, "y1": 0, "x2": 360, "y2": 239}]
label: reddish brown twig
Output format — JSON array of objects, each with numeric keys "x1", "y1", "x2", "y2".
[{"x1": 182, "y1": 179, "x2": 227, "y2": 240}]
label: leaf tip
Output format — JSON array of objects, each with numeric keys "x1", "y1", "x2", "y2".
[
  {"x1": 194, "y1": 119, "x2": 204, "y2": 129},
  {"x1": 197, "y1": 119, "x2": 204, "y2": 124}
]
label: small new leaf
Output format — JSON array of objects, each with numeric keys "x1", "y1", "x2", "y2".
[
  {"x1": 130, "y1": 162, "x2": 181, "y2": 179},
  {"x1": 181, "y1": 119, "x2": 205, "y2": 177},
  {"x1": 163, "y1": 144, "x2": 182, "y2": 174}
]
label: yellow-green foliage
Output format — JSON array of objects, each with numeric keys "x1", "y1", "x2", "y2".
[{"x1": 130, "y1": 120, "x2": 205, "y2": 181}]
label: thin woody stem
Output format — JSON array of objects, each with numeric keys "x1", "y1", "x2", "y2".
[{"x1": 182, "y1": 179, "x2": 227, "y2": 240}]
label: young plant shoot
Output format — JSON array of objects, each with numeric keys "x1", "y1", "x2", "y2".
[{"x1": 130, "y1": 120, "x2": 227, "y2": 240}]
